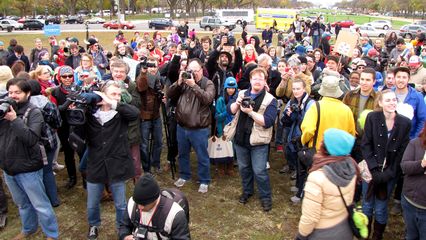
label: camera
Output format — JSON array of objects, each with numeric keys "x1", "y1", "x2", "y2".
[
  {"x1": 153, "y1": 78, "x2": 164, "y2": 100},
  {"x1": 181, "y1": 44, "x2": 188, "y2": 51},
  {"x1": 181, "y1": 70, "x2": 193, "y2": 80},
  {"x1": 133, "y1": 226, "x2": 148, "y2": 240},
  {"x1": 0, "y1": 97, "x2": 16, "y2": 119},
  {"x1": 241, "y1": 96, "x2": 255, "y2": 108},
  {"x1": 289, "y1": 103, "x2": 300, "y2": 112}
]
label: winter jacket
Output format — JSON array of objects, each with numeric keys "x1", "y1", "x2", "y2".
[
  {"x1": 401, "y1": 137, "x2": 426, "y2": 208},
  {"x1": 298, "y1": 160, "x2": 356, "y2": 237},
  {"x1": 409, "y1": 65, "x2": 426, "y2": 90},
  {"x1": 0, "y1": 101, "x2": 44, "y2": 176},
  {"x1": 249, "y1": 36, "x2": 265, "y2": 55},
  {"x1": 85, "y1": 103, "x2": 140, "y2": 183},
  {"x1": 215, "y1": 93, "x2": 237, "y2": 136},
  {"x1": 402, "y1": 86, "x2": 426, "y2": 139},
  {"x1": 90, "y1": 50, "x2": 108, "y2": 76},
  {"x1": 361, "y1": 111, "x2": 411, "y2": 183},
  {"x1": 301, "y1": 97, "x2": 355, "y2": 150},
  {"x1": 167, "y1": 77, "x2": 215, "y2": 129}
]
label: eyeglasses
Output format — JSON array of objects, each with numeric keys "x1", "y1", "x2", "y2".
[
  {"x1": 61, "y1": 75, "x2": 73, "y2": 79},
  {"x1": 81, "y1": 59, "x2": 91, "y2": 62},
  {"x1": 42, "y1": 72, "x2": 51, "y2": 75}
]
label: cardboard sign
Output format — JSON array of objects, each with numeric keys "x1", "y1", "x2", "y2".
[
  {"x1": 44, "y1": 24, "x2": 61, "y2": 36},
  {"x1": 334, "y1": 31, "x2": 359, "y2": 57}
]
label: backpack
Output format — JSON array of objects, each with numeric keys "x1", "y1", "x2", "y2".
[
  {"x1": 22, "y1": 107, "x2": 48, "y2": 165},
  {"x1": 128, "y1": 188, "x2": 190, "y2": 239}
]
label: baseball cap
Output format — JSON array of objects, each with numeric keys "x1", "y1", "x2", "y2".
[{"x1": 409, "y1": 55, "x2": 421, "y2": 67}]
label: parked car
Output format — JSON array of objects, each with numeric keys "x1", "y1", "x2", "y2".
[
  {"x1": 64, "y1": 16, "x2": 84, "y2": 24},
  {"x1": 102, "y1": 20, "x2": 135, "y2": 29},
  {"x1": 45, "y1": 16, "x2": 61, "y2": 24},
  {"x1": 85, "y1": 17, "x2": 106, "y2": 24},
  {"x1": 414, "y1": 20, "x2": 426, "y2": 28},
  {"x1": 0, "y1": 19, "x2": 23, "y2": 30},
  {"x1": 366, "y1": 20, "x2": 392, "y2": 30},
  {"x1": 148, "y1": 18, "x2": 176, "y2": 30},
  {"x1": 23, "y1": 19, "x2": 44, "y2": 30},
  {"x1": 199, "y1": 16, "x2": 236, "y2": 31},
  {"x1": 399, "y1": 24, "x2": 426, "y2": 39},
  {"x1": 352, "y1": 25, "x2": 388, "y2": 38},
  {"x1": 331, "y1": 20, "x2": 355, "y2": 28}
]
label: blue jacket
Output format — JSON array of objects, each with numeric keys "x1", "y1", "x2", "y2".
[
  {"x1": 215, "y1": 95, "x2": 235, "y2": 137},
  {"x1": 403, "y1": 86, "x2": 426, "y2": 139}
]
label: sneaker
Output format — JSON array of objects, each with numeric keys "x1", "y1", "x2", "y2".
[
  {"x1": 290, "y1": 172, "x2": 297, "y2": 180},
  {"x1": 87, "y1": 226, "x2": 98, "y2": 240},
  {"x1": 276, "y1": 145, "x2": 283, "y2": 153},
  {"x1": 0, "y1": 213, "x2": 6, "y2": 228},
  {"x1": 261, "y1": 199, "x2": 272, "y2": 212},
  {"x1": 52, "y1": 163, "x2": 65, "y2": 171},
  {"x1": 198, "y1": 184, "x2": 208, "y2": 193},
  {"x1": 290, "y1": 196, "x2": 301, "y2": 203},
  {"x1": 239, "y1": 193, "x2": 253, "y2": 204},
  {"x1": 290, "y1": 186, "x2": 299, "y2": 192},
  {"x1": 266, "y1": 162, "x2": 270, "y2": 170},
  {"x1": 174, "y1": 178, "x2": 187, "y2": 188},
  {"x1": 390, "y1": 201, "x2": 402, "y2": 215}
]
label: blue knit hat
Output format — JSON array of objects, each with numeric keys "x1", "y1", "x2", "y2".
[
  {"x1": 323, "y1": 128, "x2": 355, "y2": 156},
  {"x1": 224, "y1": 77, "x2": 237, "y2": 89}
]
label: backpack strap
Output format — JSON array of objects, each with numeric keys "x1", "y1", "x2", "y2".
[{"x1": 21, "y1": 106, "x2": 48, "y2": 165}]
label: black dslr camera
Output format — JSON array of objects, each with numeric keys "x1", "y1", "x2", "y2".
[
  {"x1": 0, "y1": 97, "x2": 16, "y2": 119},
  {"x1": 154, "y1": 78, "x2": 164, "y2": 100},
  {"x1": 133, "y1": 226, "x2": 148, "y2": 240},
  {"x1": 289, "y1": 103, "x2": 300, "y2": 112},
  {"x1": 181, "y1": 70, "x2": 193, "y2": 80},
  {"x1": 241, "y1": 96, "x2": 255, "y2": 108}
]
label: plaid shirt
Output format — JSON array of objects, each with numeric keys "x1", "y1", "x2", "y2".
[{"x1": 342, "y1": 88, "x2": 378, "y2": 136}]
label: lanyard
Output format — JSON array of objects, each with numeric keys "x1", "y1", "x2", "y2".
[{"x1": 139, "y1": 200, "x2": 159, "y2": 226}]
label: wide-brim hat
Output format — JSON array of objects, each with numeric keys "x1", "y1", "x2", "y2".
[
  {"x1": 318, "y1": 75, "x2": 344, "y2": 98},
  {"x1": 84, "y1": 38, "x2": 98, "y2": 47},
  {"x1": 219, "y1": 51, "x2": 232, "y2": 63}
]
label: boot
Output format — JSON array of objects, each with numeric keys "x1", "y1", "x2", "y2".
[
  {"x1": 372, "y1": 221, "x2": 386, "y2": 240},
  {"x1": 217, "y1": 163, "x2": 225, "y2": 176},
  {"x1": 66, "y1": 176, "x2": 77, "y2": 189},
  {"x1": 367, "y1": 217, "x2": 373, "y2": 239},
  {"x1": 225, "y1": 162, "x2": 235, "y2": 176}
]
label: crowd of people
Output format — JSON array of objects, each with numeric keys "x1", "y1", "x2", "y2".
[{"x1": 0, "y1": 15, "x2": 425, "y2": 240}]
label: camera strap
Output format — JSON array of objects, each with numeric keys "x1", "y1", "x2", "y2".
[{"x1": 139, "y1": 200, "x2": 160, "y2": 227}]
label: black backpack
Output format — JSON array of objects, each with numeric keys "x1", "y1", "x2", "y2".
[{"x1": 128, "y1": 188, "x2": 189, "y2": 239}]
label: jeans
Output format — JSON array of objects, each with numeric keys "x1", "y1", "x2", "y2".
[
  {"x1": 0, "y1": 176, "x2": 7, "y2": 214},
  {"x1": 43, "y1": 144, "x2": 60, "y2": 206},
  {"x1": 312, "y1": 35, "x2": 320, "y2": 49},
  {"x1": 4, "y1": 169, "x2": 59, "y2": 238},
  {"x1": 176, "y1": 125, "x2": 211, "y2": 184},
  {"x1": 361, "y1": 180, "x2": 395, "y2": 224},
  {"x1": 234, "y1": 143, "x2": 272, "y2": 200},
  {"x1": 87, "y1": 181, "x2": 126, "y2": 228},
  {"x1": 140, "y1": 118, "x2": 163, "y2": 171},
  {"x1": 275, "y1": 106, "x2": 283, "y2": 145},
  {"x1": 401, "y1": 195, "x2": 426, "y2": 240}
]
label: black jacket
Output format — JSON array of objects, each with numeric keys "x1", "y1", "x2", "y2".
[
  {"x1": 0, "y1": 101, "x2": 44, "y2": 175},
  {"x1": 361, "y1": 111, "x2": 411, "y2": 183},
  {"x1": 7, "y1": 54, "x2": 30, "y2": 72},
  {"x1": 206, "y1": 48, "x2": 242, "y2": 99},
  {"x1": 85, "y1": 103, "x2": 140, "y2": 183}
]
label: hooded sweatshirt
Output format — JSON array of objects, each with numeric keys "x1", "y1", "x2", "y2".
[{"x1": 250, "y1": 36, "x2": 265, "y2": 55}]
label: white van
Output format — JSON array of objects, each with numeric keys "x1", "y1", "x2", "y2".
[{"x1": 215, "y1": 9, "x2": 254, "y2": 25}]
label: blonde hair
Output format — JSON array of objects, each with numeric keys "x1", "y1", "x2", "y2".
[{"x1": 29, "y1": 65, "x2": 50, "y2": 80}]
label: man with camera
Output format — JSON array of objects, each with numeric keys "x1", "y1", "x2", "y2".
[
  {"x1": 167, "y1": 58, "x2": 215, "y2": 193},
  {"x1": 0, "y1": 78, "x2": 59, "y2": 240},
  {"x1": 227, "y1": 67, "x2": 278, "y2": 211},
  {"x1": 119, "y1": 174, "x2": 190, "y2": 240},
  {"x1": 136, "y1": 57, "x2": 165, "y2": 173}
]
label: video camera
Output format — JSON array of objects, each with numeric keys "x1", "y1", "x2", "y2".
[{"x1": 0, "y1": 97, "x2": 17, "y2": 119}]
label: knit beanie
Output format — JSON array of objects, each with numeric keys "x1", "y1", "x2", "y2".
[
  {"x1": 323, "y1": 128, "x2": 355, "y2": 156},
  {"x1": 59, "y1": 66, "x2": 74, "y2": 76},
  {"x1": 133, "y1": 173, "x2": 160, "y2": 205}
]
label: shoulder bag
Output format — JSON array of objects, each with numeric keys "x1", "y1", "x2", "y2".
[{"x1": 297, "y1": 101, "x2": 320, "y2": 168}]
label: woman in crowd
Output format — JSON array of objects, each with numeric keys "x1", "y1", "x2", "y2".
[
  {"x1": 296, "y1": 128, "x2": 358, "y2": 239},
  {"x1": 385, "y1": 32, "x2": 398, "y2": 54},
  {"x1": 361, "y1": 89, "x2": 411, "y2": 239},
  {"x1": 267, "y1": 46, "x2": 280, "y2": 70},
  {"x1": 243, "y1": 44, "x2": 257, "y2": 65},
  {"x1": 74, "y1": 53, "x2": 102, "y2": 86},
  {"x1": 29, "y1": 65, "x2": 55, "y2": 97},
  {"x1": 313, "y1": 49, "x2": 326, "y2": 71},
  {"x1": 400, "y1": 121, "x2": 426, "y2": 240},
  {"x1": 281, "y1": 79, "x2": 314, "y2": 203}
]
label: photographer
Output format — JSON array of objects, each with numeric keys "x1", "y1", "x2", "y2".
[
  {"x1": 281, "y1": 79, "x2": 314, "y2": 203},
  {"x1": 84, "y1": 81, "x2": 140, "y2": 239},
  {"x1": 0, "y1": 78, "x2": 59, "y2": 239},
  {"x1": 189, "y1": 36, "x2": 212, "y2": 64},
  {"x1": 227, "y1": 67, "x2": 277, "y2": 211},
  {"x1": 119, "y1": 174, "x2": 190, "y2": 240},
  {"x1": 167, "y1": 58, "x2": 215, "y2": 193},
  {"x1": 136, "y1": 58, "x2": 165, "y2": 173}
]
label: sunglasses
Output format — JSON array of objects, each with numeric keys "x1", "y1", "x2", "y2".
[{"x1": 61, "y1": 75, "x2": 73, "y2": 79}]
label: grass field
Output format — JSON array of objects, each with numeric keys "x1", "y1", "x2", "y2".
[{"x1": 0, "y1": 149, "x2": 406, "y2": 239}]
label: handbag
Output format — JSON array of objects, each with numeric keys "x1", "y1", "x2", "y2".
[
  {"x1": 297, "y1": 101, "x2": 320, "y2": 168},
  {"x1": 223, "y1": 109, "x2": 240, "y2": 142},
  {"x1": 208, "y1": 135, "x2": 234, "y2": 164},
  {"x1": 337, "y1": 187, "x2": 369, "y2": 239},
  {"x1": 358, "y1": 160, "x2": 372, "y2": 183}
]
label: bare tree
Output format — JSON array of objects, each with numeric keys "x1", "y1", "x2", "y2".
[{"x1": 167, "y1": 0, "x2": 180, "y2": 18}]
